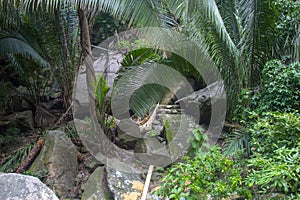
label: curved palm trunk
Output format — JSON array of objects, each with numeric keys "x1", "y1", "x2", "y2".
[{"x1": 78, "y1": 8, "x2": 97, "y2": 127}]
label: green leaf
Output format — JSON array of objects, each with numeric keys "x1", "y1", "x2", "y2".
[{"x1": 95, "y1": 74, "x2": 110, "y2": 112}]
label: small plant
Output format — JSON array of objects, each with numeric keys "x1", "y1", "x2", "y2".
[
  {"x1": 24, "y1": 169, "x2": 48, "y2": 182},
  {"x1": 224, "y1": 129, "x2": 251, "y2": 157},
  {"x1": 0, "y1": 141, "x2": 35, "y2": 172},
  {"x1": 94, "y1": 74, "x2": 110, "y2": 129},
  {"x1": 84, "y1": 116, "x2": 92, "y2": 127},
  {"x1": 64, "y1": 123, "x2": 79, "y2": 139},
  {"x1": 232, "y1": 88, "x2": 261, "y2": 124},
  {"x1": 104, "y1": 116, "x2": 116, "y2": 129},
  {"x1": 187, "y1": 128, "x2": 209, "y2": 157}
]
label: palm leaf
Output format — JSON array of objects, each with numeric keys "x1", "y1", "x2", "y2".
[
  {"x1": 216, "y1": 0, "x2": 241, "y2": 45},
  {"x1": 0, "y1": 31, "x2": 49, "y2": 67},
  {"x1": 112, "y1": 63, "x2": 175, "y2": 118},
  {"x1": 164, "y1": 0, "x2": 238, "y2": 55},
  {"x1": 224, "y1": 129, "x2": 251, "y2": 156},
  {"x1": 7, "y1": 0, "x2": 164, "y2": 27},
  {"x1": 161, "y1": 0, "x2": 243, "y2": 114},
  {"x1": 239, "y1": 0, "x2": 277, "y2": 86}
]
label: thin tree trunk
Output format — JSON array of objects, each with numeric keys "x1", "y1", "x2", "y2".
[{"x1": 78, "y1": 8, "x2": 97, "y2": 127}]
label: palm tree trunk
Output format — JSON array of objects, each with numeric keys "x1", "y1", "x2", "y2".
[{"x1": 78, "y1": 8, "x2": 97, "y2": 127}]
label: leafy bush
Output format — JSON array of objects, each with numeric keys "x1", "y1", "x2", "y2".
[
  {"x1": 246, "y1": 144, "x2": 300, "y2": 197},
  {"x1": 250, "y1": 112, "x2": 300, "y2": 156},
  {"x1": 228, "y1": 60, "x2": 300, "y2": 156},
  {"x1": 245, "y1": 112, "x2": 300, "y2": 197},
  {"x1": 260, "y1": 60, "x2": 300, "y2": 112},
  {"x1": 234, "y1": 60, "x2": 300, "y2": 122},
  {"x1": 232, "y1": 88, "x2": 261, "y2": 124},
  {"x1": 153, "y1": 146, "x2": 251, "y2": 199}
]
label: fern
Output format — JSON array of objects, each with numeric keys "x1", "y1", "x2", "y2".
[{"x1": 0, "y1": 141, "x2": 35, "y2": 173}]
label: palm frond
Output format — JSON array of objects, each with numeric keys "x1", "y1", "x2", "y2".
[
  {"x1": 6, "y1": 54, "x2": 26, "y2": 76},
  {"x1": 239, "y1": 0, "x2": 277, "y2": 86},
  {"x1": 216, "y1": 0, "x2": 241, "y2": 45},
  {"x1": 7, "y1": 0, "x2": 163, "y2": 27},
  {"x1": 0, "y1": 141, "x2": 35, "y2": 173},
  {"x1": 99, "y1": 0, "x2": 162, "y2": 27},
  {"x1": 162, "y1": 0, "x2": 242, "y2": 115},
  {"x1": 0, "y1": 31, "x2": 49, "y2": 67},
  {"x1": 224, "y1": 129, "x2": 251, "y2": 156},
  {"x1": 164, "y1": 0, "x2": 238, "y2": 55},
  {"x1": 112, "y1": 63, "x2": 173, "y2": 118}
]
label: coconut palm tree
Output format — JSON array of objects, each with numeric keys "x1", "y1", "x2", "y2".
[
  {"x1": 2, "y1": 0, "x2": 298, "y2": 116},
  {"x1": 159, "y1": 0, "x2": 284, "y2": 111},
  {"x1": 0, "y1": 0, "x2": 167, "y2": 126},
  {"x1": 159, "y1": 0, "x2": 298, "y2": 155}
]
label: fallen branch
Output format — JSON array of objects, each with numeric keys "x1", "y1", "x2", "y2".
[
  {"x1": 53, "y1": 101, "x2": 74, "y2": 128},
  {"x1": 15, "y1": 138, "x2": 44, "y2": 173},
  {"x1": 141, "y1": 165, "x2": 154, "y2": 200}
]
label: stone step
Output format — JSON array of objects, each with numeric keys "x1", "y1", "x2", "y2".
[{"x1": 157, "y1": 104, "x2": 183, "y2": 114}]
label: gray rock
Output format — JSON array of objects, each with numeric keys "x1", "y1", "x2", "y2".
[
  {"x1": 6, "y1": 110, "x2": 34, "y2": 130},
  {"x1": 106, "y1": 168, "x2": 145, "y2": 200},
  {"x1": 175, "y1": 81, "x2": 226, "y2": 124},
  {"x1": 134, "y1": 138, "x2": 171, "y2": 167},
  {"x1": 117, "y1": 119, "x2": 140, "y2": 148},
  {"x1": 84, "y1": 155, "x2": 103, "y2": 171},
  {"x1": 75, "y1": 51, "x2": 123, "y2": 112},
  {"x1": 81, "y1": 166, "x2": 113, "y2": 200},
  {"x1": 34, "y1": 106, "x2": 56, "y2": 128},
  {"x1": 0, "y1": 173, "x2": 59, "y2": 200},
  {"x1": 29, "y1": 130, "x2": 78, "y2": 198}
]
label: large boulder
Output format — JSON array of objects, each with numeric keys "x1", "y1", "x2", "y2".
[
  {"x1": 81, "y1": 166, "x2": 113, "y2": 200},
  {"x1": 176, "y1": 81, "x2": 226, "y2": 124},
  {"x1": 5, "y1": 110, "x2": 34, "y2": 131},
  {"x1": 106, "y1": 168, "x2": 145, "y2": 200},
  {"x1": 29, "y1": 130, "x2": 78, "y2": 198},
  {"x1": 34, "y1": 106, "x2": 57, "y2": 128},
  {"x1": 0, "y1": 173, "x2": 59, "y2": 200},
  {"x1": 134, "y1": 138, "x2": 170, "y2": 167}
]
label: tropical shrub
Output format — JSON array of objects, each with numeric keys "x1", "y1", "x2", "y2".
[
  {"x1": 250, "y1": 112, "x2": 300, "y2": 156},
  {"x1": 260, "y1": 60, "x2": 300, "y2": 112},
  {"x1": 153, "y1": 146, "x2": 251, "y2": 199},
  {"x1": 226, "y1": 60, "x2": 300, "y2": 156},
  {"x1": 233, "y1": 60, "x2": 300, "y2": 122},
  {"x1": 246, "y1": 144, "x2": 300, "y2": 197},
  {"x1": 232, "y1": 88, "x2": 261, "y2": 124},
  {"x1": 245, "y1": 111, "x2": 300, "y2": 197},
  {"x1": 186, "y1": 128, "x2": 209, "y2": 157}
]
